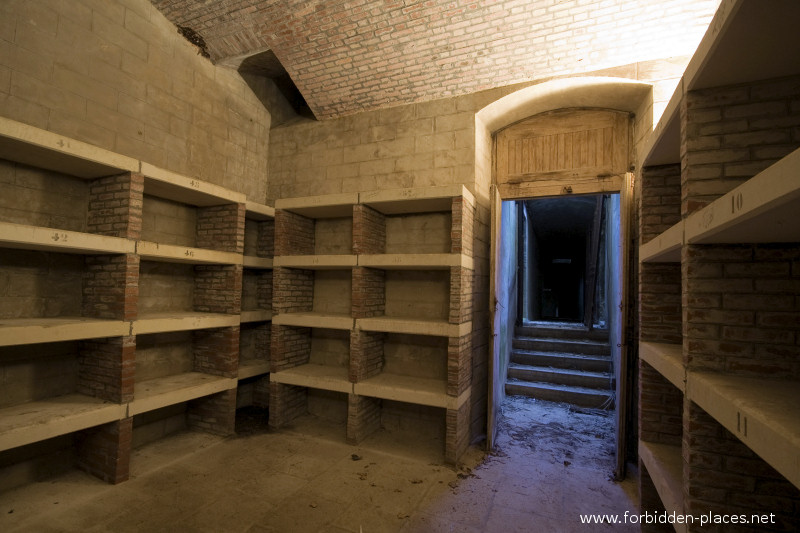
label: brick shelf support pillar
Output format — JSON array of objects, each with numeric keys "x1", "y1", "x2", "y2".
[
  {"x1": 86, "y1": 171, "x2": 143, "y2": 240},
  {"x1": 78, "y1": 335, "x2": 136, "y2": 404},
  {"x1": 447, "y1": 334, "x2": 471, "y2": 397},
  {"x1": 194, "y1": 326, "x2": 239, "y2": 378},
  {"x1": 76, "y1": 417, "x2": 133, "y2": 484},
  {"x1": 449, "y1": 267, "x2": 472, "y2": 324},
  {"x1": 275, "y1": 209, "x2": 314, "y2": 255},
  {"x1": 350, "y1": 328, "x2": 383, "y2": 382},
  {"x1": 352, "y1": 267, "x2": 385, "y2": 319},
  {"x1": 196, "y1": 203, "x2": 245, "y2": 254},
  {"x1": 451, "y1": 196, "x2": 474, "y2": 256},
  {"x1": 353, "y1": 204, "x2": 386, "y2": 254},
  {"x1": 188, "y1": 389, "x2": 237, "y2": 436},
  {"x1": 445, "y1": 401, "x2": 469, "y2": 465},
  {"x1": 269, "y1": 382, "x2": 307, "y2": 429},
  {"x1": 347, "y1": 394, "x2": 381, "y2": 444}
]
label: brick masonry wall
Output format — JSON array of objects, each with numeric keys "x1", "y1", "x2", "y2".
[
  {"x1": 350, "y1": 329, "x2": 384, "y2": 382},
  {"x1": 352, "y1": 204, "x2": 386, "y2": 254},
  {"x1": 256, "y1": 270, "x2": 273, "y2": 312},
  {"x1": 87, "y1": 172, "x2": 144, "y2": 239},
  {"x1": 683, "y1": 244, "x2": 800, "y2": 377},
  {"x1": 681, "y1": 74, "x2": 800, "y2": 216},
  {"x1": 193, "y1": 327, "x2": 239, "y2": 378},
  {"x1": 640, "y1": 164, "x2": 681, "y2": 245},
  {"x1": 153, "y1": 0, "x2": 719, "y2": 119},
  {"x1": 683, "y1": 401, "x2": 800, "y2": 532},
  {"x1": 188, "y1": 388, "x2": 236, "y2": 436},
  {"x1": 268, "y1": 382, "x2": 307, "y2": 429},
  {"x1": 78, "y1": 335, "x2": 135, "y2": 403},
  {"x1": 82, "y1": 253, "x2": 140, "y2": 321},
  {"x1": 252, "y1": 375, "x2": 270, "y2": 408},
  {"x1": 193, "y1": 265, "x2": 242, "y2": 315},
  {"x1": 0, "y1": 0, "x2": 270, "y2": 200},
  {"x1": 196, "y1": 203, "x2": 245, "y2": 254},
  {"x1": 270, "y1": 325, "x2": 311, "y2": 372},
  {"x1": 346, "y1": 394, "x2": 381, "y2": 444},
  {"x1": 257, "y1": 219, "x2": 275, "y2": 257},
  {"x1": 76, "y1": 417, "x2": 132, "y2": 484},
  {"x1": 445, "y1": 401, "x2": 469, "y2": 464},
  {"x1": 447, "y1": 334, "x2": 472, "y2": 397},
  {"x1": 449, "y1": 267, "x2": 473, "y2": 324},
  {"x1": 451, "y1": 196, "x2": 474, "y2": 256},
  {"x1": 639, "y1": 263, "x2": 682, "y2": 344},
  {"x1": 274, "y1": 210, "x2": 314, "y2": 256},
  {"x1": 272, "y1": 267, "x2": 313, "y2": 314},
  {"x1": 352, "y1": 267, "x2": 385, "y2": 319},
  {"x1": 638, "y1": 361, "x2": 682, "y2": 446}
]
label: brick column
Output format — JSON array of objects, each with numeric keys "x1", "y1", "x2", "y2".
[
  {"x1": 449, "y1": 267, "x2": 472, "y2": 324},
  {"x1": 638, "y1": 361, "x2": 682, "y2": 445},
  {"x1": 447, "y1": 334, "x2": 471, "y2": 397},
  {"x1": 640, "y1": 164, "x2": 681, "y2": 245},
  {"x1": 445, "y1": 401, "x2": 469, "y2": 464},
  {"x1": 257, "y1": 270, "x2": 273, "y2": 312},
  {"x1": 350, "y1": 328, "x2": 383, "y2": 382},
  {"x1": 188, "y1": 388, "x2": 236, "y2": 436},
  {"x1": 352, "y1": 267, "x2": 384, "y2": 319},
  {"x1": 270, "y1": 324, "x2": 311, "y2": 372},
  {"x1": 196, "y1": 203, "x2": 245, "y2": 253},
  {"x1": 346, "y1": 394, "x2": 381, "y2": 444},
  {"x1": 86, "y1": 171, "x2": 143, "y2": 239},
  {"x1": 194, "y1": 326, "x2": 239, "y2": 378},
  {"x1": 451, "y1": 196, "x2": 474, "y2": 256},
  {"x1": 269, "y1": 381, "x2": 307, "y2": 429},
  {"x1": 275, "y1": 209, "x2": 314, "y2": 255},
  {"x1": 273, "y1": 267, "x2": 313, "y2": 314},
  {"x1": 252, "y1": 375, "x2": 270, "y2": 408},
  {"x1": 83, "y1": 253, "x2": 140, "y2": 321},
  {"x1": 194, "y1": 264, "x2": 242, "y2": 314},
  {"x1": 352, "y1": 204, "x2": 386, "y2": 254},
  {"x1": 76, "y1": 417, "x2": 132, "y2": 484},
  {"x1": 257, "y1": 219, "x2": 275, "y2": 257},
  {"x1": 639, "y1": 263, "x2": 682, "y2": 344},
  {"x1": 78, "y1": 335, "x2": 136, "y2": 403}
]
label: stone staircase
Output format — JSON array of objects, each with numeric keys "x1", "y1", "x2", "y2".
[{"x1": 505, "y1": 322, "x2": 615, "y2": 409}]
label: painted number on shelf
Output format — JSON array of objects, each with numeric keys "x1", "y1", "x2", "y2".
[
  {"x1": 189, "y1": 180, "x2": 201, "y2": 189},
  {"x1": 185, "y1": 249, "x2": 195, "y2": 257},
  {"x1": 51, "y1": 232, "x2": 68, "y2": 242},
  {"x1": 731, "y1": 192, "x2": 744, "y2": 214}
]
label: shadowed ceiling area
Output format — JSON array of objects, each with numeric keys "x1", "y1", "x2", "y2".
[{"x1": 149, "y1": 0, "x2": 718, "y2": 119}]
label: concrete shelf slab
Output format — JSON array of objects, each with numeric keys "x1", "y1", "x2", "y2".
[
  {"x1": 137, "y1": 241, "x2": 242, "y2": 265},
  {"x1": 357, "y1": 317, "x2": 471, "y2": 338},
  {"x1": 275, "y1": 193, "x2": 358, "y2": 218},
  {"x1": 272, "y1": 312, "x2": 355, "y2": 330},
  {"x1": 239, "y1": 310, "x2": 272, "y2": 324},
  {"x1": 354, "y1": 373, "x2": 469, "y2": 410},
  {"x1": 687, "y1": 372, "x2": 800, "y2": 489},
  {"x1": 359, "y1": 185, "x2": 475, "y2": 214},
  {"x1": 245, "y1": 201, "x2": 275, "y2": 220},
  {"x1": 243, "y1": 255, "x2": 273, "y2": 269},
  {"x1": 132, "y1": 312, "x2": 240, "y2": 336},
  {"x1": 237, "y1": 360, "x2": 270, "y2": 380},
  {"x1": 0, "y1": 317, "x2": 130, "y2": 347},
  {"x1": 141, "y1": 163, "x2": 245, "y2": 207},
  {"x1": 273, "y1": 255, "x2": 357, "y2": 269},
  {"x1": 639, "y1": 221, "x2": 683, "y2": 263},
  {"x1": 358, "y1": 253, "x2": 473, "y2": 270},
  {"x1": 0, "y1": 222, "x2": 135, "y2": 255},
  {"x1": 685, "y1": 146, "x2": 800, "y2": 244},
  {"x1": 0, "y1": 394, "x2": 127, "y2": 453},
  {"x1": 639, "y1": 342, "x2": 685, "y2": 392},
  {"x1": 0, "y1": 117, "x2": 139, "y2": 179},
  {"x1": 639, "y1": 440, "x2": 686, "y2": 532},
  {"x1": 271, "y1": 364, "x2": 352, "y2": 394},
  {"x1": 129, "y1": 372, "x2": 236, "y2": 416}
]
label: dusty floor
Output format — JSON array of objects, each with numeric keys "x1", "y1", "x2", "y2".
[{"x1": 1, "y1": 396, "x2": 639, "y2": 532}]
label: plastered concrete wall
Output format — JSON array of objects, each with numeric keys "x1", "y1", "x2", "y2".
[
  {"x1": 134, "y1": 332, "x2": 193, "y2": 382},
  {"x1": 314, "y1": 218, "x2": 353, "y2": 255},
  {"x1": 131, "y1": 404, "x2": 187, "y2": 448},
  {"x1": 309, "y1": 329, "x2": 350, "y2": 368},
  {"x1": 312, "y1": 270, "x2": 352, "y2": 315},
  {"x1": 383, "y1": 334, "x2": 447, "y2": 381},
  {"x1": 384, "y1": 271, "x2": 449, "y2": 320},
  {"x1": 0, "y1": 342, "x2": 79, "y2": 408},
  {"x1": 385, "y1": 213, "x2": 451, "y2": 254},
  {"x1": 0, "y1": 250, "x2": 84, "y2": 319},
  {"x1": 137, "y1": 261, "x2": 194, "y2": 314},
  {"x1": 307, "y1": 389, "x2": 348, "y2": 423},
  {"x1": 0, "y1": 434, "x2": 75, "y2": 493},
  {"x1": 0, "y1": 0, "x2": 271, "y2": 201},
  {"x1": 140, "y1": 196, "x2": 197, "y2": 247},
  {"x1": 0, "y1": 160, "x2": 89, "y2": 231}
]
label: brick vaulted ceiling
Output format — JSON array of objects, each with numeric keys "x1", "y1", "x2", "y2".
[{"x1": 150, "y1": 0, "x2": 718, "y2": 119}]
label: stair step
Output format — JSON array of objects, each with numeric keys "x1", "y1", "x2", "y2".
[
  {"x1": 511, "y1": 351, "x2": 612, "y2": 373},
  {"x1": 505, "y1": 381, "x2": 615, "y2": 410},
  {"x1": 513, "y1": 337, "x2": 610, "y2": 356},
  {"x1": 515, "y1": 324, "x2": 609, "y2": 342},
  {"x1": 507, "y1": 364, "x2": 612, "y2": 390}
]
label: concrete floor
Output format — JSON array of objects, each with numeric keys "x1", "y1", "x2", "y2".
[{"x1": 1, "y1": 397, "x2": 639, "y2": 532}]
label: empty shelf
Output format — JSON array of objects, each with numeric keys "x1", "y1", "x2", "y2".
[
  {"x1": 275, "y1": 192, "x2": 358, "y2": 218},
  {"x1": 357, "y1": 317, "x2": 471, "y2": 338},
  {"x1": 273, "y1": 255, "x2": 357, "y2": 269},
  {"x1": 132, "y1": 312, "x2": 240, "y2": 335},
  {"x1": 640, "y1": 221, "x2": 683, "y2": 263},
  {"x1": 273, "y1": 312, "x2": 355, "y2": 330},
  {"x1": 137, "y1": 241, "x2": 241, "y2": 265},
  {"x1": 0, "y1": 317, "x2": 130, "y2": 347},
  {"x1": 271, "y1": 364, "x2": 352, "y2": 394},
  {"x1": 685, "y1": 146, "x2": 800, "y2": 244},
  {"x1": 240, "y1": 310, "x2": 273, "y2": 323},
  {"x1": 687, "y1": 372, "x2": 800, "y2": 489},
  {"x1": 0, "y1": 222, "x2": 135, "y2": 255},
  {"x1": 141, "y1": 162, "x2": 245, "y2": 207},
  {"x1": 238, "y1": 360, "x2": 270, "y2": 380},
  {"x1": 354, "y1": 373, "x2": 468, "y2": 409},
  {"x1": 359, "y1": 185, "x2": 475, "y2": 214},
  {"x1": 243, "y1": 255, "x2": 273, "y2": 269},
  {"x1": 0, "y1": 394, "x2": 126, "y2": 452},
  {"x1": 358, "y1": 253, "x2": 474, "y2": 270},
  {"x1": 129, "y1": 372, "x2": 236, "y2": 416},
  {"x1": 639, "y1": 440, "x2": 686, "y2": 532},
  {"x1": 639, "y1": 342, "x2": 685, "y2": 392}
]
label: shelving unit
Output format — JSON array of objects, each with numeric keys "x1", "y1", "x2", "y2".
[
  {"x1": 270, "y1": 185, "x2": 475, "y2": 463},
  {"x1": 0, "y1": 117, "x2": 272, "y2": 489},
  {"x1": 636, "y1": 0, "x2": 800, "y2": 528}
]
